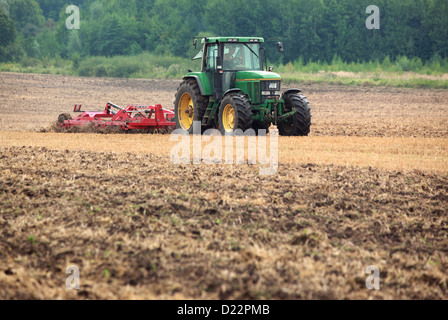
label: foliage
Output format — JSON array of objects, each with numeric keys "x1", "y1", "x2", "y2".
[
  {"x1": 0, "y1": 0, "x2": 446, "y2": 81},
  {"x1": 2, "y1": 52, "x2": 447, "y2": 90},
  {"x1": 9, "y1": 0, "x2": 45, "y2": 31},
  {"x1": 75, "y1": 53, "x2": 200, "y2": 78},
  {"x1": 0, "y1": 7, "x2": 16, "y2": 47}
]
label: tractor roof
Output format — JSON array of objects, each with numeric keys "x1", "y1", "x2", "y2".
[{"x1": 201, "y1": 37, "x2": 264, "y2": 44}]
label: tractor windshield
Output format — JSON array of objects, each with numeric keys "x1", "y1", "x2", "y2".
[{"x1": 223, "y1": 43, "x2": 262, "y2": 71}]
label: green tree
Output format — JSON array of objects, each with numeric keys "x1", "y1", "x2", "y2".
[
  {"x1": 9, "y1": 0, "x2": 45, "y2": 31},
  {"x1": 89, "y1": 0, "x2": 104, "y2": 21},
  {"x1": 2, "y1": 0, "x2": 447, "y2": 66},
  {"x1": 37, "y1": 0, "x2": 68, "y2": 21},
  {"x1": 0, "y1": 7, "x2": 16, "y2": 47},
  {"x1": 67, "y1": 30, "x2": 81, "y2": 54},
  {"x1": 147, "y1": 0, "x2": 195, "y2": 57},
  {"x1": 36, "y1": 28, "x2": 60, "y2": 57},
  {"x1": 97, "y1": 14, "x2": 127, "y2": 56},
  {"x1": 426, "y1": 0, "x2": 448, "y2": 58},
  {"x1": 0, "y1": 0, "x2": 9, "y2": 14},
  {"x1": 0, "y1": 7, "x2": 23, "y2": 62}
]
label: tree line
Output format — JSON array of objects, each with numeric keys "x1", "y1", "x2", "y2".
[{"x1": 1, "y1": 0, "x2": 447, "y2": 64}]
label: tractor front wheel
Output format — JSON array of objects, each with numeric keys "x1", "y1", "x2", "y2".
[
  {"x1": 218, "y1": 94, "x2": 253, "y2": 135},
  {"x1": 278, "y1": 93, "x2": 311, "y2": 136}
]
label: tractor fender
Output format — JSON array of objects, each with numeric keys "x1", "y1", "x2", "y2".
[
  {"x1": 223, "y1": 88, "x2": 244, "y2": 97},
  {"x1": 282, "y1": 88, "x2": 302, "y2": 98},
  {"x1": 219, "y1": 89, "x2": 245, "y2": 106},
  {"x1": 183, "y1": 76, "x2": 206, "y2": 96}
]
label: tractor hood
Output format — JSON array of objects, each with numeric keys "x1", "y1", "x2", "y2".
[{"x1": 235, "y1": 71, "x2": 281, "y2": 81}]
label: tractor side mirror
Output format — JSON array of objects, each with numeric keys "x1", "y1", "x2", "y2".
[
  {"x1": 193, "y1": 39, "x2": 197, "y2": 49},
  {"x1": 278, "y1": 42, "x2": 284, "y2": 52}
]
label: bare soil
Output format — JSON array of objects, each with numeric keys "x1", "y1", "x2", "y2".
[
  {"x1": 1, "y1": 72, "x2": 447, "y2": 137},
  {"x1": 0, "y1": 72, "x2": 447, "y2": 300}
]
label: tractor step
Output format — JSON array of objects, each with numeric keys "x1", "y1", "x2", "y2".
[{"x1": 202, "y1": 103, "x2": 218, "y2": 126}]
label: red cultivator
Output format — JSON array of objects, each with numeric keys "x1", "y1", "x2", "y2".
[{"x1": 58, "y1": 102, "x2": 175, "y2": 132}]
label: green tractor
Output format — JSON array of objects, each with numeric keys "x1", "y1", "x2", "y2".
[{"x1": 174, "y1": 37, "x2": 311, "y2": 135}]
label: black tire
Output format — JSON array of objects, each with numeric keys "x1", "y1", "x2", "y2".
[
  {"x1": 174, "y1": 79, "x2": 209, "y2": 134},
  {"x1": 218, "y1": 94, "x2": 253, "y2": 135},
  {"x1": 278, "y1": 93, "x2": 311, "y2": 136}
]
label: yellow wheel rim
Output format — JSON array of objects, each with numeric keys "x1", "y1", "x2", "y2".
[
  {"x1": 222, "y1": 104, "x2": 235, "y2": 132},
  {"x1": 178, "y1": 93, "x2": 194, "y2": 130}
]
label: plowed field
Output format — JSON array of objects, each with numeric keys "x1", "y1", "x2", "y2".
[{"x1": 0, "y1": 72, "x2": 447, "y2": 299}]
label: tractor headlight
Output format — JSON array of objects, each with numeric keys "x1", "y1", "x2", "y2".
[
  {"x1": 268, "y1": 82, "x2": 278, "y2": 89},
  {"x1": 262, "y1": 91, "x2": 281, "y2": 96}
]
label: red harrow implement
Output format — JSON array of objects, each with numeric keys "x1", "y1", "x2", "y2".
[{"x1": 58, "y1": 102, "x2": 175, "y2": 132}]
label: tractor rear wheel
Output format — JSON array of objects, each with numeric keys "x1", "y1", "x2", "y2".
[
  {"x1": 278, "y1": 93, "x2": 311, "y2": 136},
  {"x1": 218, "y1": 94, "x2": 253, "y2": 135},
  {"x1": 174, "y1": 79, "x2": 208, "y2": 134}
]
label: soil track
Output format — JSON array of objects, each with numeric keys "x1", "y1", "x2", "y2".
[{"x1": 0, "y1": 72, "x2": 447, "y2": 300}]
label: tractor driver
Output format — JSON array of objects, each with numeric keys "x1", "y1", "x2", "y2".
[{"x1": 223, "y1": 45, "x2": 241, "y2": 69}]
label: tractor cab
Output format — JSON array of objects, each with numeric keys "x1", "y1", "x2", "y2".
[{"x1": 197, "y1": 37, "x2": 276, "y2": 101}]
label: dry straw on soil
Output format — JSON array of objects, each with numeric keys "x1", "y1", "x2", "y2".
[
  {"x1": 0, "y1": 147, "x2": 447, "y2": 299},
  {"x1": 1, "y1": 132, "x2": 447, "y2": 174}
]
